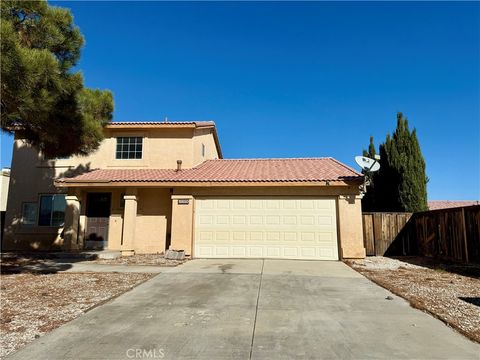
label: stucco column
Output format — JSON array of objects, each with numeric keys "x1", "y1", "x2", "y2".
[
  {"x1": 121, "y1": 193, "x2": 138, "y2": 256},
  {"x1": 63, "y1": 195, "x2": 81, "y2": 251},
  {"x1": 170, "y1": 195, "x2": 194, "y2": 256},
  {"x1": 337, "y1": 194, "x2": 366, "y2": 259}
]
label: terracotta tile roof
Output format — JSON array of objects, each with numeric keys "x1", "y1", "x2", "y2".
[
  {"x1": 56, "y1": 158, "x2": 363, "y2": 184},
  {"x1": 105, "y1": 121, "x2": 215, "y2": 127},
  {"x1": 428, "y1": 200, "x2": 479, "y2": 210}
]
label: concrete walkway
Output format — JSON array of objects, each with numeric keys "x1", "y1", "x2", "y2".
[{"x1": 7, "y1": 259, "x2": 479, "y2": 359}]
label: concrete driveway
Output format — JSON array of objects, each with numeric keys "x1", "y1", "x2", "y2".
[{"x1": 8, "y1": 259, "x2": 479, "y2": 359}]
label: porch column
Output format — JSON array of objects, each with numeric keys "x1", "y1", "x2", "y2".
[
  {"x1": 170, "y1": 195, "x2": 194, "y2": 256},
  {"x1": 121, "y1": 193, "x2": 138, "y2": 256},
  {"x1": 63, "y1": 195, "x2": 81, "y2": 251}
]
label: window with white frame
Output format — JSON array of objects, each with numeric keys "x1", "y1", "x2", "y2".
[
  {"x1": 21, "y1": 203, "x2": 37, "y2": 225},
  {"x1": 116, "y1": 137, "x2": 143, "y2": 159},
  {"x1": 38, "y1": 195, "x2": 66, "y2": 226}
]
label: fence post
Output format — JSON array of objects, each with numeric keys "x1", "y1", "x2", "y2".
[{"x1": 461, "y1": 208, "x2": 469, "y2": 263}]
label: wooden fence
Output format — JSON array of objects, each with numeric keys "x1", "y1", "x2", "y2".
[
  {"x1": 413, "y1": 206, "x2": 480, "y2": 263},
  {"x1": 362, "y1": 212, "x2": 413, "y2": 256},
  {"x1": 362, "y1": 205, "x2": 480, "y2": 263}
]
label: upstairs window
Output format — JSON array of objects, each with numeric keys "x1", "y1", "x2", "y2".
[
  {"x1": 116, "y1": 137, "x2": 143, "y2": 159},
  {"x1": 38, "y1": 195, "x2": 66, "y2": 226}
]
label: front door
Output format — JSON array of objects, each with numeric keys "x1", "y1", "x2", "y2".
[{"x1": 85, "y1": 193, "x2": 111, "y2": 250}]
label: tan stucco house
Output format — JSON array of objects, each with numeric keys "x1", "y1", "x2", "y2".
[{"x1": 3, "y1": 121, "x2": 366, "y2": 260}]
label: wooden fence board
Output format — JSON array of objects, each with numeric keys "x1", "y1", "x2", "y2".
[
  {"x1": 362, "y1": 214, "x2": 375, "y2": 256},
  {"x1": 363, "y1": 205, "x2": 480, "y2": 263}
]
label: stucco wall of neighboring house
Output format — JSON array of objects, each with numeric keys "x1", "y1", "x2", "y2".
[
  {"x1": 169, "y1": 186, "x2": 365, "y2": 259},
  {"x1": 1, "y1": 169, "x2": 10, "y2": 212},
  {"x1": 3, "y1": 126, "x2": 219, "y2": 251}
]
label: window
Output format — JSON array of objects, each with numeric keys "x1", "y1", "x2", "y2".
[
  {"x1": 22, "y1": 203, "x2": 37, "y2": 225},
  {"x1": 202, "y1": 143, "x2": 206, "y2": 157},
  {"x1": 38, "y1": 195, "x2": 66, "y2": 226},
  {"x1": 116, "y1": 137, "x2": 143, "y2": 159}
]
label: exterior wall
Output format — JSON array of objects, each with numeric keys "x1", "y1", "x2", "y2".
[
  {"x1": 3, "y1": 125, "x2": 218, "y2": 251},
  {"x1": 192, "y1": 127, "x2": 220, "y2": 166},
  {"x1": 52, "y1": 127, "x2": 203, "y2": 170},
  {"x1": 169, "y1": 186, "x2": 365, "y2": 259},
  {"x1": 337, "y1": 195, "x2": 366, "y2": 258},
  {"x1": 170, "y1": 195, "x2": 194, "y2": 255},
  {"x1": 3, "y1": 141, "x2": 66, "y2": 250},
  {"x1": 134, "y1": 188, "x2": 171, "y2": 254}
]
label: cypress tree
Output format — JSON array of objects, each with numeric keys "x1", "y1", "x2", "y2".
[
  {"x1": 361, "y1": 136, "x2": 377, "y2": 211},
  {"x1": 362, "y1": 112, "x2": 428, "y2": 212}
]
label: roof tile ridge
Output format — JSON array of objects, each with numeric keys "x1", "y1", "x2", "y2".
[
  {"x1": 327, "y1": 157, "x2": 363, "y2": 176},
  {"x1": 206, "y1": 157, "x2": 331, "y2": 161}
]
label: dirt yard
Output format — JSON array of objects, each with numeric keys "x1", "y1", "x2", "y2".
[
  {"x1": 0, "y1": 272, "x2": 154, "y2": 358},
  {"x1": 0, "y1": 253, "x2": 186, "y2": 272},
  {"x1": 348, "y1": 256, "x2": 480, "y2": 343},
  {"x1": 93, "y1": 253, "x2": 186, "y2": 266}
]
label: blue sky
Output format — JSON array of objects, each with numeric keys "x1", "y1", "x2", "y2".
[{"x1": 1, "y1": 1, "x2": 479, "y2": 200}]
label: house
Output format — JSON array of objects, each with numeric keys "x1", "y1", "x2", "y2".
[
  {"x1": 1, "y1": 168, "x2": 11, "y2": 241},
  {"x1": 428, "y1": 200, "x2": 479, "y2": 211},
  {"x1": 3, "y1": 121, "x2": 366, "y2": 260}
]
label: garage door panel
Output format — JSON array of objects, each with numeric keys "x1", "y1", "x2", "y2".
[
  {"x1": 250, "y1": 216, "x2": 263, "y2": 225},
  {"x1": 198, "y1": 215, "x2": 213, "y2": 225},
  {"x1": 249, "y1": 247, "x2": 264, "y2": 257},
  {"x1": 216, "y1": 231, "x2": 229, "y2": 241},
  {"x1": 214, "y1": 246, "x2": 229, "y2": 257},
  {"x1": 232, "y1": 247, "x2": 246, "y2": 257},
  {"x1": 195, "y1": 197, "x2": 338, "y2": 260},
  {"x1": 216, "y1": 215, "x2": 229, "y2": 225},
  {"x1": 266, "y1": 247, "x2": 281, "y2": 257}
]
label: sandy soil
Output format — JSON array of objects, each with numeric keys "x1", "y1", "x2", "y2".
[{"x1": 348, "y1": 256, "x2": 480, "y2": 343}]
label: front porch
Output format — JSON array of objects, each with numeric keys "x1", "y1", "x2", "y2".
[{"x1": 63, "y1": 187, "x2": 187, "y2": 256}]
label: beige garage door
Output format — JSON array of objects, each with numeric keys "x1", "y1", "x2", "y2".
[{"x1": 194, "y1": 197, "x2": 338, "y2": 260}]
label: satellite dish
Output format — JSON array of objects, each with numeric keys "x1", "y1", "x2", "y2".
[{"x1": 355, "y1": 156, "x2": 380, "y2": 172}]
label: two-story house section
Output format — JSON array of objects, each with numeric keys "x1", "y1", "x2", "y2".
[{"x1": 3, "y1": 121, "x2": 367, "y2": 260}]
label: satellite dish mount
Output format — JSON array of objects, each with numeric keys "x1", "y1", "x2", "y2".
[{"x1": 354, "y1": 155, "x2": 381, "y2": 194}]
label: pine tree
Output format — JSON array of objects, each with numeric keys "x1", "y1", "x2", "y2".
[
  {"x1": 1, "y1": 0, "x2": 114, "y2": 157},
  {"x1": 362, "y1": 113, "x2": 428, "y2": 212}
]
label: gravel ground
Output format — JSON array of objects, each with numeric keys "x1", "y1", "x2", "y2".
[
  {"x1": 0, "y1": 272, "x2": 154, "y2": 358},
  {"x1": 0, "y1": 253, "x2": 186, "y2": 272},
  {"x1": 348, "y1": 256, "x2": 480, "y2": 343},
  {"x1": 93, "y1": 254, "x2": 186, "y2": 266}
]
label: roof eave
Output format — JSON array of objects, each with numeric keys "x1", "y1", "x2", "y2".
[
  {"x1": 55, "y1": 178, "x2": 362, "y2": 188},
  {"x1": 104, "y1": 123, "x2": 197, "y2": 130}
]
